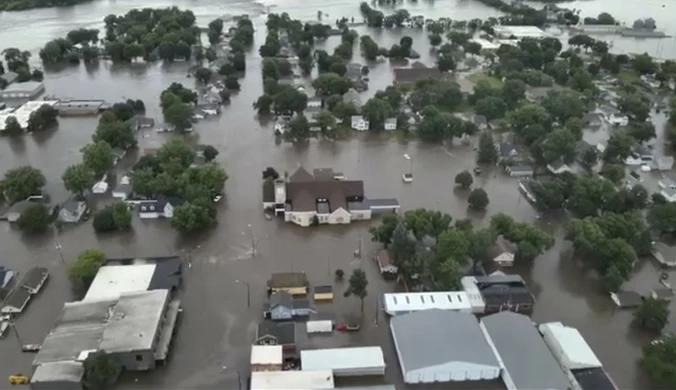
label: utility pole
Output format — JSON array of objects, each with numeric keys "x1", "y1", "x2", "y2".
[
  {"x1": 11, "y1": 323, "x2": 23, "y2": 350},
  {"x1": 236, "y1": 280, "x2": 250, "y2": 308},
  {"x1": 326, "y1": 254, "x2": 330, "y2": 277},
  {"x1": 54, "y1": 240, "x2": 65, "y2": 264}
]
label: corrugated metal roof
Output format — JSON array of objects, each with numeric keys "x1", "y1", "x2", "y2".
[
  {"x1": 383, "y1": 291, "x2": 472, "y2": 314},
  {"x1": 391, "y1": 310, "x2": 500, "y2": 372},
  {"x1": 301, "y1": 347, "x2": 384, "y2": 372},
  {"x1": 481, "y1": 312, "x2": 571, "y2": 390},
  {"x1": 539, "y1": 322, "x2": 602, "y2": 370}
]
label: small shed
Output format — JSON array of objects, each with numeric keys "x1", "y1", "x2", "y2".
[
  {"x1": 30, "y1": 361, "x2": 84, "y2": 390},
  {"x1": 374, "y1": 249, "x2": 398, "y2": 276},
  {"x1": 313, "y1": 285, "x2": 333, "y2": 301},
  {"x1": 265, "y1": 291, "x2": 294, "y2": 320},
  {"x1": 488, "y1": 236, "x2": 516, "y2": 267},
  {"x1": 301, "y1": 347, "x2": 385, "y2": 377},
  {"x1": 267, "y1": 272, "x2": 308, "y2": 295},
  {"x1": 539, "y1": 322, "x2": 602, "y2": 371},
  {"x1": 610, "y1": 291, "x2": 643, "y2": 309},
  {"x1": 307, "y1": 320, "x2": 333, "y2": 334},
  {"x1": 250, "y1": 345, "x2": 283, "y2": 372}
]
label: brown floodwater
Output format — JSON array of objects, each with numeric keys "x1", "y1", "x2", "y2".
[{"x1": 2, "y1": 0, "x2": 676, "y2": 388}]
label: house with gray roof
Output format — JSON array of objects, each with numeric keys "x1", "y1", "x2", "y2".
[
  {"x1": 480, "y1": 311, "x2": 571, "y2": 390},
  {"x1": 391, "y1": 309, "x2": 501, "y2": 383}
]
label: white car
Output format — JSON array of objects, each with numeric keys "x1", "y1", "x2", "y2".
[
  {"x1": 202, "y1": 109, "x2": 218, "y2": 116},
  {"x1": 402, "y1": 173, "x2": 413, "y2": 183},
  {"x1": 192, "y1": 114, "x2": 205, "y2": 120}
]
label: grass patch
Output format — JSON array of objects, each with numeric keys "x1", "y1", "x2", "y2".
[
  {"x1": 617, "y1": 70, "x2": 641, "y2": 85},
  {"x1": 468, "y1": 72, "x2": 503, "y2": 89}
]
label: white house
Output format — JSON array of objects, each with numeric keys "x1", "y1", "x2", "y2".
[
  {"x1": 307, "y1": 97, "x2": 322, "y2": 108},
  {"x1": 488, "y1": 236, "x2": 516, "y2": 268},
  {"x1": 351, "y1": 115, "x2": 369, "y2": 131},
  {"x1": 57, "y1": 199, "x2": 88, "y2": 223},
  {"x1": 383, "y1": 292, "x2": 472, "y2": 316},
  {"x1": 137, "y1": 198, "x2": 184, "y2": 219},
  {"x1": 391, "y1": 310, "x2": 501, "y2": 383},
  {"x1": 384, "y1": 117, "x2": 397, "y2": 131},
  {"x1": 91, "y1": 176, "x2": 108, "y2": 194},
  {"x1": 607, "y1": 113, "x2": 628, "y2": 126},
  {"x1": 273, "y1": 121, "x2": 287, "y2": 134},
  {"x1": 301, "y1": 347, "x2": 385, "y2": 377},
  {"x1": 659, "y1": 179, "x2": 676, "y2": 202},
  {"x1": 112, "y1": 175, "x2": 132, "y2": 200},
  {"x1": 547, "y1": 159, "x2": 573, "y2": 175}
]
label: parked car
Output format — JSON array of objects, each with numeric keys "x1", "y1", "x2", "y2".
[
  {"x1": 9, "y1": 375, "x2": 28, "y2": 385},
  {"x1": 21, "y1": 344, "x2": 41, "y2": 352}
]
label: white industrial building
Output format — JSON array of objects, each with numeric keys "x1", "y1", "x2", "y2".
[
  {"x1": 250, "y1": 345, "x2": 283, "y2": 372},
  {"x1": 391, "y1": 310, "x2": 501, "y2": 383},
  {"x1": 382, "y1": 291, "x2": 472, "y2": 316},
  {"x1": 539, "y1": 322, "x2": 618, "y2": 390},
  {"x1": 493, "y1": 26, "x2": 547, "y2": 39},
  {"x1": 480, "y1": 312, "x2": 572, "y2": 390},
  {"x1": 84, "y1": 264, "x2": 157, "y2": 301},
  {"x1": 301, "y1": 347, "x2": 385, "y2": 376},
  {"x1": 251, "y1": 370, "x2": 335, "y2": 389},
  {"x1": 0, "y1": 100, "x2": 57, "y2": 131}
]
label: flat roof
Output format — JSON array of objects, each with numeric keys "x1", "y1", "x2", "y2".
[
  {"x1": 251, "y1": 370, "x2": 335, "y2": 390},
  {"x1": 1, "y1": 286, "x2": 31, "y2": 312},
  {"x1": 31, "y1": 361, "x2": 84, "y2": 384},
  {"x1": 471, "y1": 38, "x2": 501, "y2": 50},
  {"x1": 383, "y1": 291, "x2": 472, "y2": 314},
  {"x1": 251, "y1": 345, "x2": 283, "y2": 365},
  {"x1": 301, "y1": 347, "x2": 385, "y2": 372},
  {"x1": 83, "y1": 264, "x2": 156, "y2": 302},
  {"x1": 0, "y1": 100, "x2": 57, "y2": 131},
  {"x1": 33, "y1": 290, "x2": 169, "y2": 366},
  {"x1": 494, "y1": 25, "x2": 547, "y2": 37},
  {"x1": 1, "y1": 81, "x2": 43, "y2": 93},
  {"x1": 539, "y1": 322, "x2": 602, "y2": 370},
  {"x1": 100, "y1": 290, "x2": 168, "y2": 353},
  {"x1": 572, "y1": 368, "x2": 618, "y2": 390}
]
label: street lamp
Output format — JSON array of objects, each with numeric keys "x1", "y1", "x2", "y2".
[
  {"x1": 235, "y1": 279, "x2": 251, "y2": 308},
  {"x1": 402, "y1": 153, "x2": 413, "y2": 183}
]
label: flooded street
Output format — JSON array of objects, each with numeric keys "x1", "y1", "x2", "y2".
[{"x1": 1, "y1": 0, "x2": 676, "y2": 388}]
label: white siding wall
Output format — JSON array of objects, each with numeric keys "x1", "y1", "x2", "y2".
[
  {"x1": 328, "y1": 208, "x2": 351, "y2": 224},
  {"x1": 350, "y1": 209, "x2": 372, "y2": 220},
  {"x1": 406, "y1": 362, "x2": 500, "y2": 383},
  {"x1": 285, "y1": 211, "x2": 315, "y2": 226}
]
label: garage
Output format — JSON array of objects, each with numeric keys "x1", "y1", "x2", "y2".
[
  {"x1": 390, "y1": 309, "x2": 501, "y2": 384},
  {"x1": 301, "y1": 347, "x2": 385, "y2": 376}
]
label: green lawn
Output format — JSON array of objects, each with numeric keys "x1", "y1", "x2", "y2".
[
  {"x1": 616, "y1": 70, "x2": 641, "y2": 85},
  {"x1": 467, "y1": 72, "x2": 503, "y2": 89}
]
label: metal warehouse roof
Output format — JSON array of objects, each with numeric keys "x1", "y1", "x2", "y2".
[
  {"x1": 481, "y1": 312, "x2": 571, "y2": 390},
  {"x1": 301, "y1": 347, "x2": 385, "y2": 372},
  {"x1": 83, "y1": 264, "x2": 157, "y2": 302},
  {"x1": 391, "y1": 310, "x2": 499, "y2": 372},
  {"x1": 30, "y1": 361, "x2": 84, "y2": 384},
  {"x1": 251, "y1": 370, "x2": 334, "y2": 389},
  {"x1": 539, "y1": 322, "x2": 602, "y2": 370},
  {"x1": 383, "y1": 291, "x2": 472, "y2": 314},
  {"x1": 251, "y1": 345, "x2": 283, "y2": 365}
]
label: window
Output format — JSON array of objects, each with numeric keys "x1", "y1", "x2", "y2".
[
  {"x1": 336, "y1": 217, "x2": 344, "y2": 222},
  {"x1": 149, "y1": 206, "x2": 155, "y2": 211},
  {"x1": 135, "y1": 354, "x2": 143, "y2": 362},
  {"x1": 141, "y1": 206, "x2": 146, "y2": 211}
]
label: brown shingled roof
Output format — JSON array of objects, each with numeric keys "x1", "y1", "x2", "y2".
[
  {"x1": 393, "y1": 68, "x2": 442, "y2": 85},
  {"x1": 286, "y1": 180, "x2": 364, "y2": 212}
]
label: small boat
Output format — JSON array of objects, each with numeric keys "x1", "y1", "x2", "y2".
[{"x1": 22, "y1": 344, "x2": 41, "y2": 353}]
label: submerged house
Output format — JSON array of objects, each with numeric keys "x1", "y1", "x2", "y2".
[{"x1": 263, "y1": 167, "x2": 399, "y2": 227}]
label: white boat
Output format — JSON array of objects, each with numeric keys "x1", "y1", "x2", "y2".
[{"x1": 402, "y1": 173, "x2": 413, "y2": 183}]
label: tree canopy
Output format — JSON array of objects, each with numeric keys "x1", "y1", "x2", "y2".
[
  {"x1": 68, "y1": 249, "x2": 106, "y2": 285},
  {"x1": 1, "y1": 166, "x2": 46, "y2": 204}
]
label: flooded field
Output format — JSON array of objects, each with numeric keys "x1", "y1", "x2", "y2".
[{"x1": 2, "y1": 0, "x2": 676, "y2": 388}]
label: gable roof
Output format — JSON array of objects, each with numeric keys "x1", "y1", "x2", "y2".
[
  {"x1": 268, "y1": 272, "x2": 308, "y2": 288},
  {"x1": 391, "y1": 310, "x2": 499, "y2": 372},
  {"x1": 481, "y1": 312, "x2": 571, "y2": 390},
  {"x1": 256, "y1": 321, "x2": 296, "y2": 345},
  {"x1": 289, "y1": 167, "x2": 314, "y2": 182},
  {"x1": 488, "y1": 235, "x2": 516, "y2": 259},
  {"x1": 393, "y1": 67, "x2": 441, "y2": 84},
  {"x1": 269, "y1": 291, "x2": 293, "y2": 309}
]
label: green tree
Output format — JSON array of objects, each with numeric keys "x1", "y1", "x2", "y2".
[
  {"x1": 629, "y1": 121, "x2": 656, "y2": 144},
  {"x1": 369, "y1": 214, "x2": 399, "y2": 245},
  {"x1": 647, "y1": 202, "x2": 676, "y2": 236},
  {"x1": 437, "y1": 228, "x2": 469, "y2": 265},
  {"x1": 83, "y1": 352, "x2": 122, "y2": 390},
  {"x1": 202, "y1": 145, "x2": 219, "y2": 162},
  {"x1": 541, "y1": 128, "x2": 577, "y2": 164},
  {"x1": 312, "y1": 73, "x2": 352, "y2": 97},
  {"x1": 602, "y1": 164, "x2": 625, "y2": 184},
  {"x1": 642, "y1": 335, "x2": 676, "y2": 388},
  {"x1": 82, "y1": 141, "x2": 113, "y2": 177},
  {"x1": 603, "y1": 133, "x2": 634, "y2": 164},
  {"x1": 254, "y1": 94, "x2": 274, "y2": 116},
  {"x1": 501, "y1": 79, "x2": 526, "y2": 107},
  {"x1": 171, "y1": 202, "x2": 214, "y2": 232},
  {"x1": 225, "y1": 75, "x2": 240, "y2": 90},
  {"x1": 618, "y1": 94, "x2": 650, "y2": 122},
  {"x1": 477, "y1": 132, "x2": 498, "y2": 164},
  {"x1": 93, "y1": 208, "x2": 116, "y2": 232},
  {"x1": 362, "y1": 98, "x2": 394, "y2": 131},
  {"x1": 315, "y1": 110, "x2": 337, "y2": 138},
  {"x1": 17, "y1": 203, "x2": 50, "y2": 233},
  {"x1": 455, "y1": 170, "x2": 473, "y2": 188},
  {"x1": 112, "y1": 202, "x2": 132, "y2": 230},
  {"x1": 437, "y1": 259, "x2": 462, "y2": 290},
  {"x1": 27, "y1": 104, "x2": 58, "y2": 132},
  {"x1": 634, "y1": 297, "x2": 670, "y2": 333},
  {"x1": 164, "y1": 102, "x2": 193, "y2": 131},
  {"x1": 390, "y1": 222, "x2": 416, "y2": 271},
  {"x1": 4, "y1": 116, "x2": 23, "y2": 135},
  {"x1": 284, "y1": 115, "x2": 311, "y2": 143},
  {"x1": 468, "y1": 188, "x2": 489, "y2": 210},
  {"x1": 474, "y1": 96, "x2": 507, "y2": 120},
  {"x1": 601, "y1": 265, "x2": 624, "y2": 293},
  {"x1": 68, "y1": 249, "x2": 106, "y2": 285},
  {"x1": 1, "y1": 166, "x2": 46, "y2": 203},
  {"x1": 194, "y1": 67, "x2": 212, "y2": 84},
  {"x1": 93, "y1": 121, "x2": 136, "y2": 150},
  {"x1": 344, "y1": 268, "x2": 369, "y2": 314},
  {"x1": 62, "y1": 163, "x2": 95, "y2": 198},
  {"x1": 468, "y1": 228, "x2": 495, "y2": 271}
]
